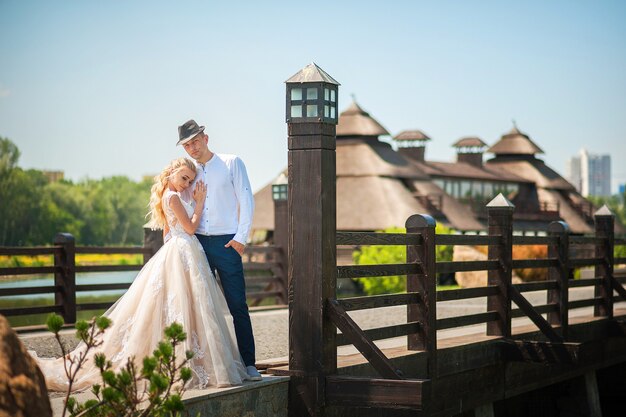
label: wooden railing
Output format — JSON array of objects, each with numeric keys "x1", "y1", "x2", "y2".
[
  {"x1": 319, "y1": 201, "x2": 625, "y2": 409},
  {"x1": 0, "y1": 233, "x2": 286, "y2": 326}
]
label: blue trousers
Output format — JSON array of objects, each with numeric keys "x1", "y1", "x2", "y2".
[{"x1": 195, "y1": 234, "x2": 255, "y2": 367}]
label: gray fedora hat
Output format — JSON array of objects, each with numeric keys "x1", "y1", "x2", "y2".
[{"x1": 177, "y1": 119, "x2": 205, "y2": 146}]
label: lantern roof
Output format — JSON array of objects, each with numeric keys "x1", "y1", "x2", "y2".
[
  {"x1": 285, "y1": 62, "x2": 340, "y2": 85},
  {"x1": 452, "y1": 136, "x2": 487, "y2": 148},
  {"x1": 394, "y1": 130, "x2": 431, "y2": 142}
]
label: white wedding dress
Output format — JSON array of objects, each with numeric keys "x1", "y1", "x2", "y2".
[{"x1": 33, "y1": 190, "x2": 248, "y2": 391}]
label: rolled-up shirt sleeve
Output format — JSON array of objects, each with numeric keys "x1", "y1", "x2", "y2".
[{"x1": 231, "y1": 157, "x2": 255, "y2": 244}]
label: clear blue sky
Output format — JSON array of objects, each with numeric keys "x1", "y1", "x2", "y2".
[{"x1": 1, "y1": 0, "x2": 625, "y2": 192}]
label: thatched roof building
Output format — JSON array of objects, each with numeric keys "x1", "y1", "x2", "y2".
[{"x1": 252, "y1": 102, "x2": 616, "y2": 236}]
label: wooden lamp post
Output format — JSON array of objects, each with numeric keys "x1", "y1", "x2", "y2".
[
  {"x1": 272, "y1": 173, "x2": 289, "y2": 302},
  {"x1": 285, "y1": 63, "x2": 340, "y2": 417}
]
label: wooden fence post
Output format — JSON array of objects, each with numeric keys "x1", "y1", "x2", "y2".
[
  {"x1": 594, "y1": 205, "x2": 615, "y2": 318},
  {"x1": 548, "y1": 221, "x2": 571, "y2": 340},
  {"x1": 273, "y1": 195, "x2": 289, "y2": 304},
  {"x1": 486, "y1": 194, "x2": 514, "y2": 338},
  {"x1": 143, "y1": 226, "x2": 164, "y2": 264},
  {"x1": 406, "y1": 214, "x2": 437, "y2": 378},
  {"x1": 54, "y1": 233, "x2": 76, "y2": 324}
]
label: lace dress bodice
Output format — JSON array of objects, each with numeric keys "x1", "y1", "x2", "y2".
[{"x1": 163, "y1": 190, "x2": 194, "y2": 238}]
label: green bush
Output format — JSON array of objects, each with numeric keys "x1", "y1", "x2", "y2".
[
  {"x1": 46, "y1": 314, "x2": 195, "y2": 417},
  {"x1": 352, "y1": 225, "x2": 454, "y2": 295}
]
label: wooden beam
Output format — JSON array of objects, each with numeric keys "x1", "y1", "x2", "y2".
[
  {"x1": 611, "y1": 278, "x2": 626, "y2": 302},
  {"x1": 325, "y1": 375, "x2": 429, "y2": 410},
  {"x1": 327, "y1": 299, "x2": 403, "y2": 379},
  {"x1": 509, "y1": 284, "x2": 563, "y2": 342},
  {"x1": 337, "y1": 292, "x2": 421, "y2": 311},
  {"x1": 499, "y1": 339, "x2": 582, "y2": 364}
]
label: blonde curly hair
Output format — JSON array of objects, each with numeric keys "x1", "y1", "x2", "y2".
[{"x1": 146, "y1": 157, "x2": 197, "y2": 229}]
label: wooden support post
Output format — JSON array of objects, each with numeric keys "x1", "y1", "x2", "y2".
[
  {"x1": 593, "y1": 205, "x2": 614, "y2": 318},
  {"x1": 143, "y1": 226, "x2": 164, "y2": 264},
  {"x1": 548, "y1": 221, "x2": 570, "y2": 340},
  {"x1": 54, "y1": 233, "x2": 76, "y2": 324},
  {"x1": 406, "y1": 214, "x2": 437, "y2": 378},
  {"x1": 486, "y1": 194, "x2": 514, "y2": 338},
  {"x1": 288, "y1": 121, "x2": 337, "y2": 417},
  {"x1": 273, "y1": 196, "x2": 289, "y2": 304}
]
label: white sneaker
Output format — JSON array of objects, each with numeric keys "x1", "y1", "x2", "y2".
[{"x1": 246, "y1": 365, "x2": 262, "y2": 381}]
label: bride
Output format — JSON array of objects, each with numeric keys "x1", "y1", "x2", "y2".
[{"x1": 34, "y1": 157, "x2": 249, "y2": 391}]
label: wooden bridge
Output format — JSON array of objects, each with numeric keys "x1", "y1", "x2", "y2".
[{"x1": 3, "y1": 64, "x2": 626, "y2": 417}]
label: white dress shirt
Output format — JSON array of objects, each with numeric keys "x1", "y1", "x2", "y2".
[{"x1": 184, "y1": 153, "x2": 254, "y2": 245}]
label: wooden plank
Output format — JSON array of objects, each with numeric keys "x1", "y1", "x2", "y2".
[
  {"x1": 436, "y1": 260, "x2": 500, "y2": 274},
  {"x1": 0, "y1": 285, "x2": 59, "y2": 296},
  {"x1": 325, "y1": 376, "x2": 429, "y2": 410},
  {"x1": 76, "y1": 283, "x2": 131, "y2": 292},
  {"x1": 615, "y1": 238, "x2": 626, "y2": 246},
  {"x1": 337, "y1": 292, "x2": 421, "y2": 311},
  {"x1": 569, "y1": 278, "x2": 602, "y2": 288},
  {"x1": 336, "y1": 232, "x2": 422, "y2": 246},
  {"x1": 0, "y1": 246, "x2": 60, "y2": 256},
  {"x1": 246, "y1": 290, "x2": 282, "y2": 299},
  {"x1": 75, "y1": 246, "x2": 149, "y2": 254},
  {"x1": 509, "y1": 284, "x2": 562, "y2": 342},
  {"x1": 569, "y1": 298, "x2": 600, "y2": 309},
  {"x1": 513, "y1": 280, "x2": 558, "y2": 293},
  {"x1": 0, "y1": 304, "x2": 62, "y2": 316},
  {"x1": 436, "y1": 285, "x2": 499, "y2": 302},
  {"x1": 512, "y1": 236, "x2": 558, "y2": 245},
  {"x1": 570, "y1": 258, "x2": 604, "y2": 267},
  {"x1": 569, "y1": 236, "x2": 605, "y2": 245},
  {"x1": 437, "y1": 311, "x2": 500, "y2": 330},
  {"x1": 511, "y1": 258, "x2": 558, "y2": 269},
  {"x1": 435, "y1": 235, "x2": 501, "y2": 246},
  {"x1": 244, "y1": 245, "x2": 279, "y2": 254},
  {"x1": 611, "y1": 278, "x2": 626, "y2": 302},
  {"x1": 337, "y1": 263, "x2": 421, "y2": 279},
  {"x1": 499, "y1": 339, "x2": 582, "y2": 364},
  {"x1": 75, "y1": 265, "x2": 143, "y2": 273},
  {"x1": 615, "y1": 257, "x2": 626, "y2": 264},
  {"x1": 336, "y1": 322, "x2": 421, "y2": 346},
  {"x1": 0, "y1": 266, "x2": 59, "y2": 276},
  {"x1": 77, "y1": 302, "x2": 115, "y2": 311},
  {"x1": 327, "y1": 299, "x2": 403, "y2": 379},
  {"x1": 511, "y1": 303, "x2": 558, "y2": 318},
  {"x1": 243, "y1": 261, "x2": 280, "y2": 270}
]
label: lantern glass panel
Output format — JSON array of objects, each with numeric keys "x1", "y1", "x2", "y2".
[
  {"x1": 330, "y1": 89, "x2": 336, "y2": 102},
  {"x1": 330, "y1": 106, "x2": 336, "y2": 118},
  {"x1": 324, "y1": 105, "x2": 329, "y2": 118},
  {"x1": 306, "y1": 105, "x2": 318, "y2": 117},
  {"x1": 291, "y1": 88, "x2": 302, "y2": 100},
  {"x1": 291, "y1": 105, "x2": 302, "y2": 118},
  {"x1": 307, "y1": 88, "x2": 318, "y2": 100},
  {"x1": 324, "y1": 88, "x2": 330, "y2": 101}
]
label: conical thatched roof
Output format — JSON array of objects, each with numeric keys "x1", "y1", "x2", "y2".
[
  {"x1": 336, "y1": 101, "x2": 389, "y2": 138},
  {"x1": 487, "y1": 126, "x2": 544, "y2": 155},
  {"x1": 337, "y1": 141, "x2": 428, "y2": 179}
]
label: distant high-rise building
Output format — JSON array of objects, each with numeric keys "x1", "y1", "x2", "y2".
[{"x1": 566, "y1": 149, "x2": 611, "y2": 197}]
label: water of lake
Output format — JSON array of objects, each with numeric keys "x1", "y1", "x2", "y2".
[{"x1": 0, "y1": 271, "x2": 138, "y2": 300}]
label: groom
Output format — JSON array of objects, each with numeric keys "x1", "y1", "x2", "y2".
[{"x1": 177, "y1": 119, "x2": 261, "y2": 381}]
